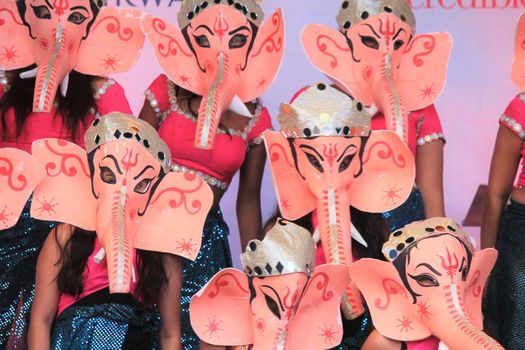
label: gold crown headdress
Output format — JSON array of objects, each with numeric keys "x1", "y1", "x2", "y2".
[
  {"x1": 277, "y1": 83, "x2": 371, "y2": 138},
  {"x1": 382, "y1": 217, "x2": 475, "y2": 262},
  {"x1": 178, "y1": 0, "x2": 264, "y2": 28},
  {"x1": 336, "y1": 0, "x2": 416, "y2": 33},
  {"x1": 85, "y1": 112, "x2": 172, "y2": 173},
  {"x1": 241, "y1": 219, "x2": 316, "y2": 277}
]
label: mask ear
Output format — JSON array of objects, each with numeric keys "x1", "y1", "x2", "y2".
[
  {"x1": 0, "y1": 0, "x2": 34, "y2": 70},
  {"x1": 0, "y1": 148, "x2": 45, "y2": 229},
  {"x1": 236, "y1": 8, "x2": 284, "y2": 102},
  {"x1": 75, "y1": 8, "x2": 145, "y2": 75},
  {"x1": 397, "y1": 32, "x2": 453, "y2": 111},
  {"x1": 190, "y1": 268, "x2": 252, "y2": 346},
  {"x1": 301, "y1": 24, "x2": 372, "y2": 105},
  {"x1": 30, "y1": 139, "x2": 97, "y2": 230},
  {"x1": 141, "y1": 14, "x2": 206, "y2": 95},
  {"x1": 464, "y1": 248, "x2": 498, "y2": 329},
  {"x1": 132, "y1": 173, "x2": 213, "y2": 261},
  {"x1": 287, "y1": 264, "x2": 350, "y2": 348},
  {"x1": 351, "y1": 258, "x2": 431, "y2": 341},
  {"x1": 349, "y1": 131, "x2": 415, "y2": 213},
  {"x1": 512, "y1": 13, "x2": 525, "y2": 91},
  {"x1": 263, "y1": 130, "x2": 316, "y2": 220}
]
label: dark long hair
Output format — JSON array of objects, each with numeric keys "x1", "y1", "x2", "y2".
[
  {"x1": 55, "y1": 227, "x2": 167, "y2": 308},
  {"x1": 0, "y1": 68, "x2": 98, "y2": 142}
]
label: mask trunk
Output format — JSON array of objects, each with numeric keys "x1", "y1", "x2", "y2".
[
  {"x1": 372, "y1": 54, "x2": 409, "y2": 144},
  {"x1": 316, "y1": 187, "x2": 363, "y2": 319},
  {"x1": 195, "y1": 52, "x2": 229, "y2": 150}
]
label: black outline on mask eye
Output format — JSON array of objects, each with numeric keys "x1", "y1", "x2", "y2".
[
  {"x1": 134, "y1": 177, "x2": 154, "y2": 194},
  {"x1": 99, "y1": 166, "x2": 117, "y2": 184},
  {"x1": 408, "y1": 272, "x2": 440, "y2": 288},
  {"x1": 229, "y1": 33, "x2": 248, "y2": 49},
  {"x1": 31, "y1": 4, "x2": 51, "y2": 19},
  {"x1": 192, "y1": 34, "x2": 211, "y2": 48},
  {"x1": 68, "y1": 9, "x2": 88, "y2": 25}
]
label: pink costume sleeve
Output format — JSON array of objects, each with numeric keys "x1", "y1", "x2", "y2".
[
  {"x1": 144, "y1": 74, "x2": 171, "y2": 120},
  {"x1": 500, "y1": 94, "x2": 525, "y2": 140},
  {"x1": 95, "y1": 80, "x2": 132, "y2": 116},
  {"x1": 413, "y1": 104, "x2": 446, "y2": 147},
  {"x1": 406, "y1": 337, "x2": 440, "y2": 350},
  {"x1": 248, "y1": 107, "x2": 272, "y2": 145}
]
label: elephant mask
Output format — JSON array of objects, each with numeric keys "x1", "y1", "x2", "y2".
[
  {"x1": 0, "y1": 0, "x2": 145, "y2": 112},
  {"x1": 263, "y1": 83, "x2": 415, "y2": 320},
  {"x1": 30, "y1": 112, "x2": 213, "y2": 293},
  {"x1": 190, "y1": 219, "x2": 350, "y2": 349},
  {"x1": 141, "y1": 0, "x2": 284, "y2": 149},
  {"x1": 512, "y1": 12, "x2": 525, "y2": 92},
  {"x1": 301, "y1": 0, "x2": 452, "y2": 144},
  {"x1": 350, "y1": 217, "x2": 504, "y2": 350},
  {"x1": 0, "y1": 147, "x2": 45, "y2": 230}
]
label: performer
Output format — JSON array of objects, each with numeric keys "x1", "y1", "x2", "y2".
[
  {"x1": 0, "y1": 0, "x2": 144, "y2": 346},
  {"x1": 139, "y1": 0, "x2": 284, "y2": 347},
  {"x1": 482, "y1": 12, "x2": 525, "y2": 349},
  {"x1": 301, "y1": 0, "x2": 453, "y2": 231},
  {"x1": 28, "y1": 113, "x2": 213, "y2": 349},
  {"x1": 352, "y1": 217, "x2": 503, "y2": 350},
  {"x1": 264, "y1": 83, "x2": 415, "y2": 349}
]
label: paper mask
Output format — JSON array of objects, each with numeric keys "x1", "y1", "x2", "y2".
[
  {"x1": 301, "y1": 0, "x2": 452, "y2": 144},
  {"x1": 351, "y1": 217, "x2": 504, "y2": 350},
  {"x1": 263, "y1": 83, "x2": 415, "y2": 319},
  {"x1": 141, "y1": 0, "x2": 284, "y2": 149},
  {"x1": 0, "y1": 0, "x2": 145, "y2": 112},
  {"x1": 512, "y1": 12, "x2": 525, "y2": 91},
  {"x1": 30, "y1": 113, "x2": 213, "y2": 293}
]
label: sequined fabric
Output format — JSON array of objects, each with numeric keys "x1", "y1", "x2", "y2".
[
  {"x1": 329, "y1": 309, "x2": 371, "y2": 350},
  {"x1": 382, "y1": 188, "x2": 425, "y2": 232},
  {"x1": 0, "y1": 197, "x2": 55, "y2": 349},
  {"x1": 181, "y1": 207, "x2": 232, "y2": 350},
  {"x1": 484, "y1": 200, "x2": 525, "y2": 349},
  {"x1": 52, "y1": 302, "x2": 159, "y2": 349}
]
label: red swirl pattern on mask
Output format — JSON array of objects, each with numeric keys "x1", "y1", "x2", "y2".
[
  {"x1": 375, "y1": 278, "x2": 407, "y2": 310},
  {"x1": 362, "y1": 140, "x2": 407, "y2": 168},
  {"x1": 251, "y1": 12, "x2": 283, "y2": 58},
  {"x1": 43, "y1": 139, "x2": 90, "y2": 178},
  {"x1": 0, "y1": 8, "x2": 23, "y2": 26},
  {"x1": 93, "y1": 15, "x2": 134, "y2": 41},
  {"x1": 404, "y1": 34, "x2": 436, "y2": 67},
  {"x1": 207, "y1": 272, "x2": 249, "y2": 298},
  {"x1": 269, "y1": 143, "x2": 294, "y2": 167},
  {"x1": 149, "y1": 175, "x2": 205, "y2": 215},
  {"x1": 0, "y1": 157, "x2": 28, "y2": 191},
  {"x1": 152, "y1": 18, "x2": 193, "y2": 58},
  {"x1": 304, "y1": 272, "x2": 335, "y2": 302},
  {"x1": 316, "y1": 33, "x2": 350, "y2": 69}
]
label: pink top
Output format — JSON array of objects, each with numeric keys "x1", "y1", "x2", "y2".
[
  {"x1": 499, "y1": 94, "x2": 525, "y2": 189},
  {"x1": 145, "y1": 75, "x2": 272, "y2": 189},
  {"x1": 0, "y1": 79, "x2": 131, "y2": 152},
  {"x1": 57, "y1": 238, "x2": 138, "y2": 315},
  {"x1": 406, "y1": 337, "x2": 440, "y2": 350}
]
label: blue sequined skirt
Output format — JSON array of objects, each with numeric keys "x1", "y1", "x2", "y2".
[
  {"x1": 0, "y1": 197, "x2": 55, "y2": 348},
  {"x1": 181, "y1": 207, "x2": 232, "y2": 350},
  {"x1": 52, "y1": 302, "x2": 159, "y2": 349},
  {"x1": 329, "y1": 309, "x2": 371, "y2": 350},
  {"x1": 382, "y1": 188, "x2": 425, "y2": 232},
  {"x1": 484, "y1": 200, "x2": 525, "y2": 349}
]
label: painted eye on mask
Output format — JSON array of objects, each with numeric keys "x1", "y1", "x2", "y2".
[
  {"x1": 100, "y1": 166, "x2": 117, "y2": 184},
  {"x1": 134, "y1": 178, "x2": 153, "y2": 194},
  {"x1": 338, "y1": 154, "x2": 356, "y2": 173},
  {"x1": 360, "y1": 35, "x2": 379, "y2": 50},
  {"x1": 68, "y1": 11, "x2": 88, "y2": 25},
  {"x1": 31, "y1": 5, "x2": 51, "y2": 19},
  {"x1": 229, "y1": 33, "x2": 248, "y2": 49},
  {"x1": 193, "y1": 34, "x2": 211, "y2": 48},
  {"x1": 460, "y1": 258, "x2": 469, "y2": 281},
  {"x1": 393, "y1": 39, "x2": 404, "y2": 50},
  {"x1": 305, "y1": 153, "x2": 324, "y2": 173},
  {"x1": 409, "y1": 273, "x2": 440, "y2": 288}
]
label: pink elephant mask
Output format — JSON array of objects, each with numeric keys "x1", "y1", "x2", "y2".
[
  {"x1": 0, "y1": 147, "x2": 45, "y2": 230},
  {"x1": 351, "y1": 217, "x2": 504, "y2": 350},
  {"x1": 512, "y1": 12, "x2": 525, "y2": 91},
  {"x1": 190, "y1": 219, "x2": 350, "y2": 349},
  {"x1": 141, "y1": 0, "x2": 284, "y2": 149},
  {"x1": 30, "y1": 113, "x2": 213, "y2": 293},
  {"x1": 0, "y1": 0, "x2": 145, "y2": 112},
  {"x1": 301, "y1": 0, "x2": 452, "y2": 144},
  {"x1": 263, "y1": 83, "x2": 415, "y2": 320}
]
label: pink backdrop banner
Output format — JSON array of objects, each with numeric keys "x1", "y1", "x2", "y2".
[{"x1": 107, "y1": 0, "x2": 524, "y2": 266}]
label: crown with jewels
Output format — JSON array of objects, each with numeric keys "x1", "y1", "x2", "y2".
[
  {"x1": 382, "y1": 217, "x2": 475, "y2": 262},
  {"x1": 85, "y1": 112, "x2": 172, "y2": 173},
  {"x1": 178, "y1": 0, "x2": 264, "y2": 29},
  {"x1": 277, "y1": 83, "x2": 371, "y2": 138},
  {"x1": 336, "y1": 0, "x2": 416, "y2": 33},
  {"x1": 241, "y1": 219, "x2": 316, "y2": 277}
]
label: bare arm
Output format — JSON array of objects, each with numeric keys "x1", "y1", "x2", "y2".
[
  {"x1": 28, "y1": 225, "x2": 71, "y2": 350},
  {"x1": 158, "y1": 254, "x2": 183, "y2": 350},
  {"x1": 138, "y1": 98, "x2": 160, "y2": 129},
  {"x1": 362, "y1": 330, "x2": 403, "y2": 350},
  {"x1": 481, "y1": 125, "x2": 522, "y2": 248},
  {"x1": 236, "y1": 143, "x2": 266, "y2": 250},
  {"x1": 416, "y1": 140, "x2": 445, "y2": 218}
]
